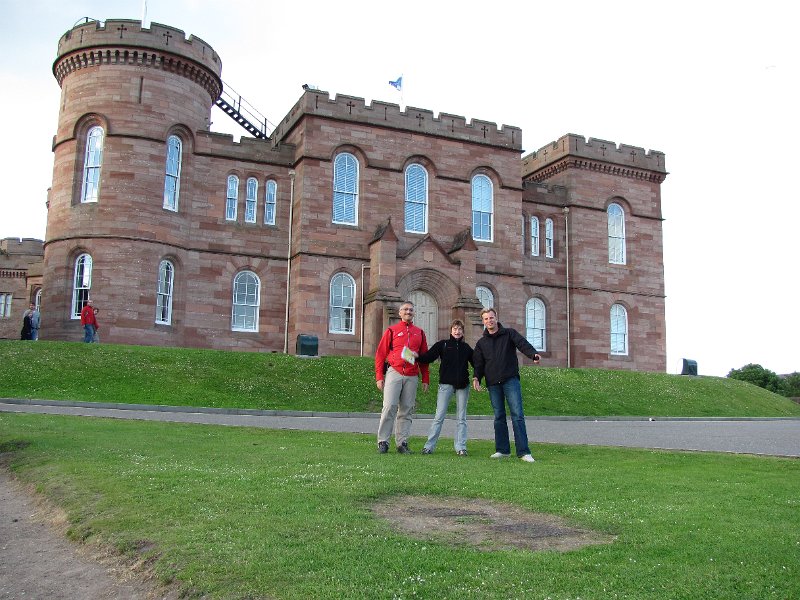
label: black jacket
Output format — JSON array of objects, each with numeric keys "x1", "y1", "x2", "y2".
[
  {"x1": 472, "y1": 324, "x2": 538, "y2": 385},
  {"x1": 416, "y1": 335, "x2": 474, "y2": 389}
]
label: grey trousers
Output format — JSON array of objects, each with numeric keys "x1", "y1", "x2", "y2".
[{"x1": 377, "y1": 367, "x2": 419, "y2": 446}]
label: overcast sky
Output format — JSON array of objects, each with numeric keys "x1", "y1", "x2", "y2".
[{"x1": 1, "y1": 0, "x2": 796, "y2": 376}]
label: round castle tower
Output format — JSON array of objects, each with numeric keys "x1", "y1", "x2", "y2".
[{"x1": 44, "y1": 18, "x2": 222, "y2": 342}]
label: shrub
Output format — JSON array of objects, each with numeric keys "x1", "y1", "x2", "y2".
[{"x1": 727, "y1": 363, "x2": 789, "y2": 396}]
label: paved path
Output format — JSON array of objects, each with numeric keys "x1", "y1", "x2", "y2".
[{"x1": 3, "y1": 399, "x2": 799, "y2": 457}]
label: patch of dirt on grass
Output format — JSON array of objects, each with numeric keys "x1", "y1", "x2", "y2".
[{"x1": 371, "y1": 495, "x2": 615, "y2": 552}]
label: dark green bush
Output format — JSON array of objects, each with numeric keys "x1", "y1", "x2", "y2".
[{"x1": 727, "y1": 363, "x2": 789, "y2": 396}]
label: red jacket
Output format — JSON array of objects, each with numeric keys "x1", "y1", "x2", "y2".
[
  {"x1": 375, "y1": 321, "x2": 430, "y2": 383},
  {"x1": 80, "y1": 305, "x2": 97, "y2": 327}
]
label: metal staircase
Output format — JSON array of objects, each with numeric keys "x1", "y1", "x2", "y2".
[{"x1": 215, "y1": 81, "x2": 275, "y2": 139}]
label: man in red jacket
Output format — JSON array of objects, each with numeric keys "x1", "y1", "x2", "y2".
[
  {"x1": 80, "y1": 299, "x2": 97, "y2": 343},
  {"x1": 374, "y1": 301, "x2": 430, "y2": 454}
]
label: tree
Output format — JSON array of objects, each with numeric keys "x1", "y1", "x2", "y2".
[
  {"x1": 727, "y1": 363, "x2": 789, "y2": 396},
  {"x1": 785, "y1": 372, "x2": 800, "y2": 398}
]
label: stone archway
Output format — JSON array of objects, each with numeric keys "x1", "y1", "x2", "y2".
[{"x1": 408, "y1": 290, "x2": 438, "y2": 344}]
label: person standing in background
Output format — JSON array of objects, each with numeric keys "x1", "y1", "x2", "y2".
[
  {"x1": 80, "y1": 300, "x2": 97, "y2": 343},
  {"x1": 29, "y1": 303, "x2": 40, "y2": 340}
]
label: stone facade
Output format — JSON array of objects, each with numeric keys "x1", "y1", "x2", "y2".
[
  {"x1": 0, "y1": 238, "x2": 43, "y2": 339},
  {"x1": 38, "y1": 18, "x2": 668, "y2": 371}
]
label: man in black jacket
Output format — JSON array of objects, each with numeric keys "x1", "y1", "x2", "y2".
[{"x1": 472, "y1": 307, "x2": 540, "y2": 463}]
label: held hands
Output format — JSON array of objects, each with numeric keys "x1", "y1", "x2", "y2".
[
  {"x1": 533, "y1": 353, "x2": 541, "y2": 365},
  {"x1": 472, "y1": 377, "x2": 482, "y2": 392}
]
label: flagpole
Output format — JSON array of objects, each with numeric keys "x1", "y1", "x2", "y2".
[{"x1": 141, "y1": 0, "x2": 148, "y2": 27}]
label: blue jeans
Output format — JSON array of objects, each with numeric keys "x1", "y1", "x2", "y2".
[
  {"x1": 83, "y1": 324, "x2": 95, "y2": 343},
  {"x1": 487, "y1": 377, "x2": 530, "y2": 456},
  {"x1": 423, "y1": 384, "x2": 469, "y2": 452}
]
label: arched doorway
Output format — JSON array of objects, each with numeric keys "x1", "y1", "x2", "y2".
[{"x1": 408, "y1": 290, "x2": 438, "y2": 345}]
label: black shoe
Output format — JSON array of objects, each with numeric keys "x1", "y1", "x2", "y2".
[
  {"x1": 421, "y1": 448, "x2": 432, "y2": 455},
  {"x1": 378, "y1": 441, "x2": 389, "y2": 454},
  {"x1": 397, "y1": 442, "x2": 413, "y2": 454}
]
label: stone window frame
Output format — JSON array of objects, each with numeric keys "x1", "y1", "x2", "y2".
[
  {"x1": 329, "y1": 272, "x2": 356, "y2": 335},
  {"x1": 264, "y1": 180, "x2": 277, "y2": 225},
  {"x1": 404, "y1": 163, "x2": 429, "y2": 234},
  {"x1": 163, "y1": 135, "x2": 182, "y2": 212},
  {"x1": 471, "y1": 174, "x2": 494, "y2": 242},
  {"x1": 525, "y1": 297, "x2": 547, "y2": 351},
  {"x1": 476, "y1": 286, "x2": 494, "y2": 310},
  {"x1": 231, "y1": 270, "x2": 260, "y2": 332},
  {"x1": 155, "y1": 259, "x2": 175, "y2": 325},
  {"x1": 610, "y1": 303, "x2": 629, "y2": 355},
  {"x1": 225, "y1": 174, "x2": 239, "y2": 221},
  {"x1": 80, "y1": 126, "x2": 104, "y2": 204},
  {"x1": 332, "y1": 152, "x2": 359, "y2": 226},
  {"x1": 245, "y1": 177, "x2": 258, "y2": 223},
  {"x1": 608, "y1": 202, "x2": 627, "y2": 265},
  {"x1": 530, "y1": 216, "x2": 540, "y2": 257},
  {"x1": 71, "y1": 253, "x2": 93, "y2": 319}
]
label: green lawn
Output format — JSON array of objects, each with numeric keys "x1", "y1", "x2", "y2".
[
  {"x1": 1, "y1": 340, "x2": 798, "y2": 417},
  {"x1": 1, "y1": 412, "x2": 797, "y2": 599}
]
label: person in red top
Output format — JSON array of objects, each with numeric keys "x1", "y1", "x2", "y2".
[
  {"x1": 374, "y1": 301, "x2": 430, "y2": 454},
  {"x1": 79, "y1": 299, "x2": 97, "y2": 343}
]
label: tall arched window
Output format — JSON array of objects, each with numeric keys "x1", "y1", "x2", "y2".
[
  {"x1": 232, "y1": 271, "x2": 260, "y2": 332},
  {"x1": 329, "y1": 273, "x2": 356, "y2": 334},
  {"x1": 226, "y1": 175, "x2": 239, "y2": 221},
  {"x1": 545, "y1": 218, "x2": 554, "y2": 258},
  {"x1": 155, "y1": 260, "x2": 175, "y2": 325},
  {"x1": 525, "y1": 298, "x2": 546, "y2": 351},
  {"x1": 608, "y1": 203, "x2": 626, "y2": 264},
  {"x1": 264, "y1": 180, "x2": 277, "y2": 225},
  {"x1": 404, "y1": 164, "x2": 428, "y2": 233},
  {"x1": 163, "y1": 135, "x2": 182, "y2": 211},
  {"x1": 71, "y1": 253, "x2": 93, "y2": 318},
  {"x1": 530, "y1": 216, "x2": 540, "y2": 256},
  {"x1": 471, "y1": 174, "x2": 493, "y2": 242},
  {"x1": 245, "y1": 177, "x2": 258, "y2": 223},
  {"x1": 81, "y1": 126, "x2": 104, "y2": 203},
  {"x1": 476, "y1": 286, "x2": 494, "y2": 309},
  {"x1": 610, "y1": 303, "x2": 628, "y2": 355},
  {"x1": 333, "y1": 153, "x2": 358, "y2": 225}
]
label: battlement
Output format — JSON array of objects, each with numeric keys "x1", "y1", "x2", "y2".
[
  {"x1": 521, "y1": 134, "x2": 667, "y2": 182},
  {"x1": 272, "y1": 90, "x2": 522, "y2": 151},
  {"x1": 54, "y1": 19, "x2": 222, "y2": 98}
]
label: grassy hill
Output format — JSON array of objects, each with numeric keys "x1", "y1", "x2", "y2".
[{"x1": 1, "y1": 340, "x2": 798, "y2": 417}]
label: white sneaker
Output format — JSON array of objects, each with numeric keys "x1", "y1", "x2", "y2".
[
  {"x1": 519, "y1": 454, "x2": 536, "y2": 463},
  {"x1": 490, "y1": 452, "x2": 511, "y2": 459}
]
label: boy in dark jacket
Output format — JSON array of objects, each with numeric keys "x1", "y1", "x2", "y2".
[
  {"x1": 472, "y1": 308, "x2": 540, "y2": 462},
  {"x1": 415, "y1": 319, "x2": 473, "y2": 455}
]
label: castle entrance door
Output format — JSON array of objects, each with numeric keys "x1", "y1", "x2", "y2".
[{"x1": 408, "y1": 290, "x2": 438, "y2": 345}]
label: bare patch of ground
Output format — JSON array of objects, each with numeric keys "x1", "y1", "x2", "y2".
[
  {"x1": 0, "y1": 463, "x2": 180, "y2": 600},
  {"x1": 371, "y1": 495, "x2": 615, "y2": 552}
]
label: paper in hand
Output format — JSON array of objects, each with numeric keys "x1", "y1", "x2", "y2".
[{"x1": 401, "y1": 346, "x2": 416, "y2": 364}]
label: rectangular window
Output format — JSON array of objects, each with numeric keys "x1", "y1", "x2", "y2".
[
  {"x1": 0, "y1": 294, "x2": 11, "y2": 318},
  {"x1": 530, "y1": 217, "x2": 539, "y2": 256},
  {"x1": 545, "y1": 218, "x2": 554, "y2": 258}
]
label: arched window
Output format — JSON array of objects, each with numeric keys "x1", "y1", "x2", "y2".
[
  {"x1": 232, "y1": 271, "x2": 260, "y2": 332},
  {"x1": 525, "y1": 298, "x2": 546, "y2": 351},
  {"x1": 608, "y1": 203, "x2": 626, "y2": 264},
  {"x1": 0, "y1": 294, "x2": 11, "y2": 318},
  {"x1": 610, "y1": 303, "x2": 628, "y2": 355},
  {"x1": 81, "y1": 126, "x2": 104, "y2": 203},
  {"x1": 155, "y1": 260, "x2": 175, "y2": 325},
  {"x1": 226, "y1": 175, "x2": 239, "y2": 221},
  {"x1": 404, "y1": 164, "x2": 428, "y2": 233},
  {"x1": 333, "y1": 153, "x2": 358, "y2": 225},
  {"x1": 34, "y1": 289, "x2": 42, "y2": 309},
  {"x1": 545, "y1": 218, "x2": 554, "y2": 258},
  {"x1": 245, "y1": 177, "x2": 258, "y2": 223},
  {"x1": 530, "y1": 216, "x2": 540, "y2": 256},
  {"x1": 264, "y1": 180, "x2": 277, "y2": 225},
  {"x1": 71, "y1": 253, "x2": 93, "y2": 318},
  {"x1": 163, "y1": 135, "x2": 182, "y2": 211},
  {"x1": 476, "y1": 286, "x2": 494, "y2": 310},
  {"x1": 471, "y1": 174, "x2": 493, "y2": 242},
  {"x1": 329, "y1": 273, "x2": 356, "y2": 334}
]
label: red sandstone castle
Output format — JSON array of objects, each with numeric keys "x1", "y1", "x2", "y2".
[{"x1": 36, "y1": 18, "x2": 668, "y2": 370}]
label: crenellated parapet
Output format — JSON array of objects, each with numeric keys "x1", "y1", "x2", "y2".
[
  {"x1": 522, "y1": 134, "x2": 667, "y2": 183},
  {"x1": 271, "y1": 90, "x2": 522, "y2": 150},
  {"x1": 53, "y1": 19, "x2": 222, "y2": 101}
]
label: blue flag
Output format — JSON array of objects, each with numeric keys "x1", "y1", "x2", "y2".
[{"x1": 389, "y1": 76, "x2": 402, "y2": 91}]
